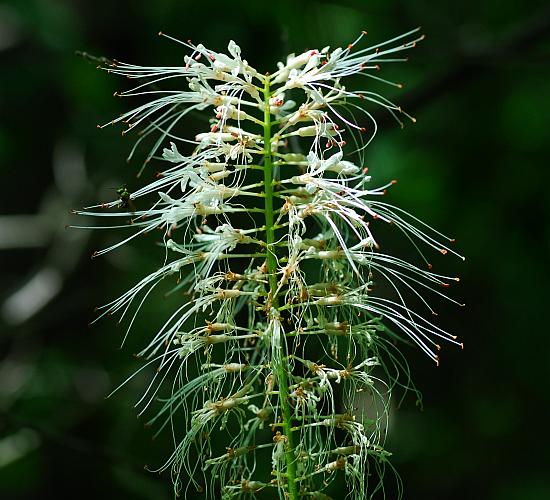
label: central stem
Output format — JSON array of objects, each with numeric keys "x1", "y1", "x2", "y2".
[{"x1": 263, "y1": 78, "x2": 299, "y2": 500}]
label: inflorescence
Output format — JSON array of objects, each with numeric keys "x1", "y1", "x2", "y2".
[{"x1": 77, "y1": 28, "x2": 463, "y2": 499}]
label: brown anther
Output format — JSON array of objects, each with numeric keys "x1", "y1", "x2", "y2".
[
  {"x1": 294, "y1": 386, "x2": 305, "y2": 399},
  {"x1": 273, "y1": 431, "x2": 288, "y2": 444},
  {"x1": 310, "y1": 363, "x2": 325, "y2": 374},
  {"x1": 225, "y1": 271, "x2": 242, "y2": 281},
  {"x1": 340, "y1": 368, "x2": 352, "y2": 379}
]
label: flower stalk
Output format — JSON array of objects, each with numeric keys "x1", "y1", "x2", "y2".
[
  {"x1": 79, "y1": 28, "x2": 463, "y2": 499},
  {"x1": 262, "y1": 76, "x2": 300, "y2": 499}
]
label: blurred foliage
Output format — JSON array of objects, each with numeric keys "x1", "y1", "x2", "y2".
[{"x1": 1, "y1": 0, "x2": 549, "y2": 499}]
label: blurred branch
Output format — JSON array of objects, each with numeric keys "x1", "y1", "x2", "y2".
[
  {"x1": 0, "y1": 409, "x2": 146, "y2": 472},
  {"x1": 0, "y1": 140, "x2": 90, "y2": 326},
  {"x1": 392, "y1": 6, "x2": 550, "y2": 122}
]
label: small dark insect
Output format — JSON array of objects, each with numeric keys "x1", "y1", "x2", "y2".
[{"x1": 116, "y1": 185, "x2": 136, "y2": 212}]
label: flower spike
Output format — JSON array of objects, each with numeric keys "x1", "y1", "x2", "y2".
[{"x1": 80, "y1": 28, "x2": 462, "y2": 499}]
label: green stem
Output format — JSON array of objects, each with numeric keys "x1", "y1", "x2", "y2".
[{"x1": 263, "y1": 77, "x2": 299, "y2": 500}]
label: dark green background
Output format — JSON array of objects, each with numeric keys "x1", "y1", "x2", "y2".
[{"x1": 1, "y1": 1, "x2": 549, "y2": 498}]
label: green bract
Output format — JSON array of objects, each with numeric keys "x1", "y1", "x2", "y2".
[{"x1": 79, "y1": 29, "x2": 463, "y2": 499}]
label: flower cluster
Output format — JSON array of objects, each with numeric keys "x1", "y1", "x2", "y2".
[{"x1": 78, "y1": 28, "x2": 462, "y2": 499}]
